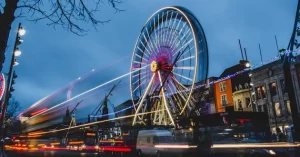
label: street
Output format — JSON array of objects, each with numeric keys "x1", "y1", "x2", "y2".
[{"x1": 5, "y1": 150, "x2": 99, "y2": 157}]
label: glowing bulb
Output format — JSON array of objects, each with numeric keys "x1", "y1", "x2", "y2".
[
  {"x1": 13, "y1": 61, "x2": 19, "y2": 66},
  {"x1": 14, "y1": 49, "x2": 21, "y2": 56},
  {"x1": 245, "y1": 62, "x2": 250, "y2": 68},
  {"x1": 18, "y1": 28, "x2": 26, "y2": 36}
]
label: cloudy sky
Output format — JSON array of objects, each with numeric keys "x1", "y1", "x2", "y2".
[{"x1": 2, "y1": 0, "x2": 298, "y2": 113}]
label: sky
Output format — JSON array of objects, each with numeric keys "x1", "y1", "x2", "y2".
[{"x1": 2, "y1": 0, "x2": 298, "y2": 115}]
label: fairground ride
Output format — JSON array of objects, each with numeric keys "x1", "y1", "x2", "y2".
[{"x1": 130, "y1": 6, "x2": 209, "y2": 127}]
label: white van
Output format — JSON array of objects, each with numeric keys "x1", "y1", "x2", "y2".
[{"x1": 136, "y1": 129, "x2": 174, "y2": 157}]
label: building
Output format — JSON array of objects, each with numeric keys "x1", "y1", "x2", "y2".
[
  {"x1": 191, "y1": 77, "x2": 217, "y2": 116},
  {"x1": 114, "y1": 100, "x2": 135, "y2": 126},
  {"x1": 215, "y1": 64, "x2": 252, "y2": 112},
  {"x1": 250, "y1": 57, "x2": 300, "y2": 134}
]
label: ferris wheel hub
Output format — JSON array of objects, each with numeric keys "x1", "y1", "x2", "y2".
[{"x1": 151, "y1": 61, "x2": 158, "y2": 72}]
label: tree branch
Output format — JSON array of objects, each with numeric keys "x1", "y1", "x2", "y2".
[{"x1": 17, "y1": 0, "x2": 124, "y2": 35}]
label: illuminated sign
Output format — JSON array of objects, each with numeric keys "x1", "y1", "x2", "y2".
[
  {"x1": 86, "y1": 133, "x2": 96, "y2": 136},
  {"x1": 0, "y1": 73, "x2": 5, "y2": 101}
]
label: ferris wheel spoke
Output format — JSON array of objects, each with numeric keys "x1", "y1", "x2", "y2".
[
  {"x1": 131, "y1": 64, "x2": 150, "y2": 74},
  {"x1": 169, "y1": 22, "x2": 187, "y2": 49},
  {"x1": 142, "y1": 33, "x2": 153, "y2": 56},
  {"x1": 158, "y1": 71, "x2": 175, "y2": 126},
  {"x1": 172, "y1": 71, "x2": 193, "y2": 82},
  {"x1": 167, "y1": 13, "x2": 179, "y2": 47},
  {"x1": 137, "y1": 46, "x2": 150, "y2": 59},
  {"x1": 176, "y1": 55, "x2": 195, "y2": 63},
  {"x1": 139, "y1": 38, "x2": 152, "y2": 57},
  {"x1": 132, "y1": 73, "x2": 156, "y2": 125},
  {"x1": 172, "y1": 38, "x2": 193, "y2": 57},
  {"x1": 133, "y1": 79, "x2": 147, "y2": 93},
  {"x1": 177, "y1": 45, "x2": 194, "y2": 61},
  {"x1": 149, "y1": 20, "x2": 159, "y2": 54},
  {"x1": 162, "y1": 11, "x2": 170, "y2": 45},
  {"x1": 171, "y1": 75, "x2": 195, "y2": 102},
  {"x1": 165, "y1": 13, "x2": 177, "y2": 47},
  {"x1": 132, "y1": 75, "x2": 147, "y2": 85},
  {"x1": 145, "y1": 27, "x2": 156, "y2": 55},
  {"x1": 156, "y1": 13, "x2": 162, "y2": 50},
  {"x1": 168, "y1": 17, "x2": 182, "y2": 47},
  {"x1": 135, "y1": 53, "x2": 149, "y2": 62},
  {"x1": 171, "y1": 76, "x2": 195, "y2": 115},
  {"x1": 172, "y1": 28, "x2": 189, "y2": 49},
  {"x1": 169, "y1": 80, "x2": 187, "y2": 110},
  {"x1": 159, "y1": 12, "x2": 165, "y2": 47},
  {"x1": 166, "y1": 82, "x2": 182, "y2": 111},
  {"x1": 153, "y1": 17, "x2": 160, "y2": 52},
  {"x1": 174, "y1": 66, "x2": 195, "y2": 70},
  {"x1": 164, "y1": 11, "x2": 174, "y2": 46},
  {"x1": 132, "y1": 71, "x2": 146, "y2": 78},
  {"x1": 133, "y1": 60, "x2": 146, "y2": 65},
  {"x1": 172, "y1": 28, "x2": 191, "y2": 52}
]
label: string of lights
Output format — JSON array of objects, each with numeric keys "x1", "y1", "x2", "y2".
[{"x1": 161, "y1": 50, "x2": 300, "y2": 97}]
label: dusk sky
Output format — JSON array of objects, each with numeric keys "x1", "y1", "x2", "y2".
[{"x1": 2, "y1": 0, "x2": 298, "y2": 114}]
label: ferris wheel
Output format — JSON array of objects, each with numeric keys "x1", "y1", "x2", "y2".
[{"x1": 130, "y1": 6, "x2": 208, "y2": 126}]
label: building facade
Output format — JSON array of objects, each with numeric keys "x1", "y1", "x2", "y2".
[
  {"x1": 215, "y1": 64, "x2": 252, "y2": 112},
  {"x1": 191, "y1": 77, "x2": 217, "y2": 116},
  {"x1": 251, "y1": 58, "x2": 300, "y2": 134},
  {"x1": 114, "y1": 100, "x2": 135, "y2": 126},
  {"x1": 214, "y1": 78, "x2": 233, "y2": 112}
]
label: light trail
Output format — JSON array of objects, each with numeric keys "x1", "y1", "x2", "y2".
[
  {"x1": 30, "y1": 65, "x2": 149, "y2": 119},
  {"x1": 154, "y1": 142, "x2": 300, "y2": 149},
  {"x1": 29, "y1": 110, "x2": 164, "y2": 136},
  {"x1": 41, "y1": 84, "x2": 115, "y2": 116},
  {"x1": 19, "y1": 55, "x2": 130, "y2": 117}
]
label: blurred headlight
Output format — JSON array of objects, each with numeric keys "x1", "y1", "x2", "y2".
[{"x1": 264, "y1": 149, "x2": 276, "y2": 155}]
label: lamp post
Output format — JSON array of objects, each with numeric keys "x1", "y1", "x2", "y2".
[{"x1": 0, "y1": 23, "x2": 25, "y2": 138}]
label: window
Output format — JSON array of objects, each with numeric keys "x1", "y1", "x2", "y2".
[
  {"x1": 255, "y1": 86, "x2": 266, "y2": 99},
  {"x1": 286, "y1": 100, "x2": 291, "y2": 114},
  {"x1": 220, "y1": 82, "x2": 226, "y2": 92},
  {"x1": 221, "y1": 95, "x2": 227, "y2": 106},
  {"x1": 245, "y1": 98, "x2": 251, "y2": 108},
  {"x1": 261, "y1": 86, "x2": 266, "y2": 98},
  {"x1": 238, "y1": 99, "x2": 243, "y2": 111},
  {"x1": 269, "y1": 82, "x2": 277, "y2": 97},
  {"x1": 280, "y1": 79, "x2": 286, "y2": 93},
  {"x1": 256, "y1": 87, "x2": 261, "y2": 99},
  {"x1": 274, "y1": 102, "x2": 281, "y2": 116}
]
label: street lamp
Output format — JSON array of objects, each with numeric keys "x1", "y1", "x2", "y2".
[
  {"x1": 0, "y1": 23, "x2": 25, "y2": 139},
  {"x1": 14, "y1": 48, "x2": 21, "y2": 56},
  {"x1": 245, "y1": 62, "x2": 250, "y2": 68},
  {"x1": 18, "y1": 27, "x2": 26, "y2": 36}
]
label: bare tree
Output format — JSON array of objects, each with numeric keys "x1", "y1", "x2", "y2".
[
  {"x1": 0, "y1": 0, "x2": 123, "y2": 71},
  {"x1": 6, "y1": 97, "x2": 21, "y2": 122}
]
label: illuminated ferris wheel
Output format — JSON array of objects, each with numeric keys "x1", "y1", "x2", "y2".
[{"x1": 130, "y1": 6, "x2": 208, "y2": 126}]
